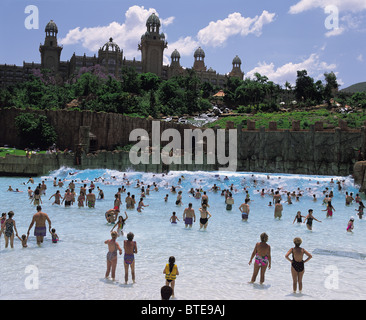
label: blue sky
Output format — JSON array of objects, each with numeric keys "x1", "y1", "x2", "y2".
[{"x1": 0, "y1": 0, "x2": 365, "y2": 89}]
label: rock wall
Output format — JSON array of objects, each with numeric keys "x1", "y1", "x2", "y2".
[
  {"x1": 0, "y1": 108, "x2": 195, "y2": 151},
  {"x1": 0, "y1": 108, "x2": 365, "y2": 178}
]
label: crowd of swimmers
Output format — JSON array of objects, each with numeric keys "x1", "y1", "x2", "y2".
[{"x1": 1, "y1": 172, "x2": 363, "y2": 297}]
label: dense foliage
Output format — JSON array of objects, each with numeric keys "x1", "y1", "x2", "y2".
[
  {"x1": 14, "y1": 113, "x2": 57, "y2": 149},
  {"x1": 0, "y1": 65, "x2": 364, "y2": 118}
]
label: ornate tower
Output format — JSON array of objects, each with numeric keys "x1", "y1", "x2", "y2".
[
  {"x1": 193, "y1": 47, "x2": 206, "y2": 72},
  {"x1": 138, "y1": 13, "x2": 167, "y2": 76},
  {"x1": 98, "y1": 38, "x2": 123, "y2": 77},
  {"x1": 169, "y1": 49, "x2": 184, "y2": 77},
  {"x1": 39, "y1": 20, "x2": 62, "y2": 71},
  {"x1": 229, "y1": 55, "x2": 244, "y2": 79}
]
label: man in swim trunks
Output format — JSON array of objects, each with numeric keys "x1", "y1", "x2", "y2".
[
  {"x1": 274, "y1": 200, "x2": 283, "y2": 220},
  {"x1": 125, "y1": 192, "x2": 133, "y2": 210},
  {"x1": 27, "y1": 205, "x2": 52, "y2": 245},
  {"x1": 183, "y1": 203, "x2": 196, "y2": 228},
  {"x1": 124, "y1": 232, "x2": 137, "y2": 284},
  {"x1": 86, "y1": 189, "x2": 96, "y2": 208},
  {"x1": 199, "y1": 204, "x2": 212, "y2": 230},
  {"x1": 239, "y1": 198, "x2": 250, "y2": 221}
]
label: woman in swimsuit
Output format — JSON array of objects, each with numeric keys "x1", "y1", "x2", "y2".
[
  {"x1": 356, "y1": 201, "x2": 365, "y2": 219},
  {"x1": 4, "y1": 211, "x2": 18, "y2": 248},
  {"x1": 111, "y1": 212, "x2": 128, "y2": 237},
  {"x1": 322, "y1": 201, "x2": 335, "y2": 218},
  {"x1": 303, "y1": 209, "x2": 322, "y2": 230},
  {"x1": 124, "y1": 232, "x2": 137, "y2": 284},
  {"x1": 292, "y1": 211, "x2": 306, "y2": 224},
  {"x1": 104, "y1": 231, "x2": 122, "y2": 281},
  {"x1": 49, "y1": 190, "x2": 62, "y2": 205},
  {"x1": 137, "y1": 198, "x2": 148, "y2": 213},
  {"x1": 285, "y1": 237, "x2": 312, "y2": 293},
  {"x1": 248, "y1": 233, "x2": 271, "y2": 284}
]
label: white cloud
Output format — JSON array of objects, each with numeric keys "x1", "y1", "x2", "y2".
[
  {"x1": 357, "y1": 54, "x2": 364, "y2": 62},
  {"x1": 289, "y1": 0, "x2": 366, "y2": 14},
  {"x1": 197, "y1": 11, "x2": 275, "y2": 47},
  {"x1": 59, "y1": 5, "x2": 174, "y2": 59},
  {"x1": 325, "y1": 26, "x2": 345, "y2": 37},
  {"x1": 246, "y1": 53, "x2": 337, "y2": 86}
]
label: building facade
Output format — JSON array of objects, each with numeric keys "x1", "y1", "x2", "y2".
[{"x1": 0, "y1": 14, "x2": 244, "y2": 87}]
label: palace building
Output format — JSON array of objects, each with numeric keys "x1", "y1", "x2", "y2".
[{"x1": 0, "y1": 13, "x2": 244, "y2": 87}]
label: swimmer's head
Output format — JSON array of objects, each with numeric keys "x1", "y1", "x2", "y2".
[
  {"x1": 169, "y1": 256, "x2": 175, "y2": 264},
  {"x1": 111, "y1": 231, "x2": 118, "y2": 238},
  {"x1": 161, "y1": 285, "x2": 173, "y2": 300},
  {"x1": 8, "y1": 211, "x2": 14, "y2": 218},
  {"x1": 350, "y1": 217, "x2": 355, "y2": 221},
  {"x1": 260, "y1": 233, "x2": 268, "y2": 243},
  {"x1": 293, "y1": 237, "x2": 302, "y2": 247},
  {"x1": 51, "y1": 228, "x2": 56, "y2": 233},
  {"x1": 308, "y1": 209, "x2": 313, "y2": 213},
  {"x1": 21, "y1": 234, "x2": 27, "y2": 240},
  {"x1": 127, "y1": 232, "x2": 134, "y2": 241}
]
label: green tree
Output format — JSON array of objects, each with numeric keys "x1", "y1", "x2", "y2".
[{"x1": 15, "y1": 113, "x2": 57, "y2": 149}]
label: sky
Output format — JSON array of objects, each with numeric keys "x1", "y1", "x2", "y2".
[{"x1": 0, "y1": 0, "x2": 365, "y2": 89}]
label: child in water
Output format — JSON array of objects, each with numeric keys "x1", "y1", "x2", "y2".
[
  {"x1": 346, "y1": 217, "x2": 354, "y2": 233},
  {"x1": 170, "y1": 212, "x2": 180, "y2": 224},
  {"x1": 16, "y1": 234, "x2": 29, "y2": 248},
  {"x1": 51, "y1": 228, "x2": 59, "y2": 243}
]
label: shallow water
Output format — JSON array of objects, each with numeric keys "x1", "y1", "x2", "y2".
[{"x1": 0, "y1": 168, "x2": 365, "y2": 300}]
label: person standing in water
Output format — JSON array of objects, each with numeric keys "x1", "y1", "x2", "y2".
[
  {"x1": 163, "y1": 256, "x2": 179, "y2": 299},
  {"x1": 322, "y1": 201, "x2": 335, "y2": 218},
  {"x1": 274, "y1": 200, "x2": 283, "y2": 220},
  {"x1": 239, "y1": 198, "x2": 250, "y2": 221},
  {"x1": 347, "y1": 217, "x2": 355, "y2": 232},
  {"x1": 199, "y1": 204, "x2": 212, "y2": 230},
  {"x1": 27, "y1": 206, "x2": 52, "y2": 245},
  {"x1": 104, "y1": 231, "x2": 122, "y2": 281},
  {"x1": 285, "y1": 237, "x2": 312, "y2": 293},
  {"x1": 303, "y1": 209, "x2": 322, "y2": 230},
  {"x1": 4, "y1": 211, "x2": 18, "y2": 248},
  {"x1": 124, "y1": 232, "x2": 137, "y2": 284},
  {"x1": 183, "y1": 203, "x2": 196, "y2": 228},
  {"x1": 248, "y1": 233, "x2": 271, "y2": 284}
]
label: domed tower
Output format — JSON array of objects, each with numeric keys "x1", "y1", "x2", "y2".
[
  {"x1": 138, "y1": 13, "x2": 167, "y2": 76},
  {"x1": 169, "y1": 49, "x2": 184, "y2": 77},
  {"x1": 229, "y1": 55, "x2": 244, "y2": 79},
  {"x1": 193, "y1": 47, "x2": 206, "y2": 72},
  {"x1": 98, "y1": 37, "x2": 123, "y2": 77},
  {"x1": 171, "y1": 49, "x2": 181, "y2": 67},
  {"x1": 39, "y1": 20, "x2": 63, "y2": 71}
]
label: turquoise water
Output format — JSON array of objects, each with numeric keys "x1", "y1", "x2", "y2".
[{"x1": 1, "y1": 168, "x2": 365, "y2": 300}]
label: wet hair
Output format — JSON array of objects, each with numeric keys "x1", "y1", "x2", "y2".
[
  {"x1": 260, "y1": 232, "x2": 268, "y2": 243},
  {"x1": 168, "y1": 256, "x2": 175, "y2": 273},
  {"x1": 127, "y1": 232, "x2": 134, "y2": 241},
  {"x1": 293, "y1": 237, "x2": 302, "y2": 247},
  {"x1": 161, "y1": 285, "x2": 173, "y2": 300},
  {"x1": 51, "y1": 228, "x2": 56, "y2": 233},
  {"x1": 111, "y1": 231, "x2": 117, "y2": 238},
  {"x1": 8, "y1": 211, "x2": 14, "y2": 218},
  {"x1": 36, "y1": 205, "x2": 42, "y2": 211}
]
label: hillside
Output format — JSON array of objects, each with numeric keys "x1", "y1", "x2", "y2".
[{"x1": 340, "y1": 82, "x2": 366, "y2": 93}]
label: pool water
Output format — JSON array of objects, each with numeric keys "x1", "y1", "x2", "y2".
[{"x1": 1, "y1": 167, "x2": 365, "y2": 300}]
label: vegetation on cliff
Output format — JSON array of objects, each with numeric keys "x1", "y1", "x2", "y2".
[{"x1": 0, "y1": 65, "x2": 365, "y2": 128}]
